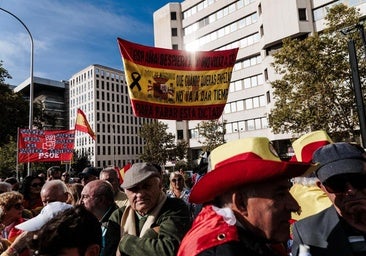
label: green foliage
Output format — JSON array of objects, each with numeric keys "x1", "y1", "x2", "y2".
[
  {"x1": 71, "y1": 150, "x2": 90, "y2": 174},
  {"x1": 172, "y1": 140, "x2": 188, "y2": 161},
  {"x1": 197, "y1": 119, "x2": 225, "y2": 152},
  {"x1": 0, "y1": 137, "x2": 17, "y2": 177},
  {"x1": 0, "y1": 61, "x2": 28, "y2": 146},
  {"x1": 139, "y1": 121, "x2": 175, "y2": 166},
  {"x1": 269, "y1": 4, "x2": 365, "y2": 140}
]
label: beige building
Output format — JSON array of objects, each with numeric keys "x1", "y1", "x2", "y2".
[
  {"x1": 69, "y1": 64, "x2": 152, "y2": 168},
  {"x1": 154, "y1": 0, "x2": 366, "y2": 159}
]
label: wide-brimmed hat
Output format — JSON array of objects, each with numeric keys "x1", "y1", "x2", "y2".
[
  {"x1": 291, "y1": 130, "x2": 333, "y2": 163},
  {"x1": 313, "y1": 142, "x2": 366, "y2": 182},
  {"x1": 15, "y1": 202, "x2": 73, "y2": 231},
  {"x1": 189, "y1": 137, "x2": 313, "y2": 204},
  {"x1": 121, "y1": 162, "x2": 161, "y2": 189}
]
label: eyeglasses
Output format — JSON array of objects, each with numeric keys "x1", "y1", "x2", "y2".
[
  {"x1": 172, "y1": 178, "x2": 183, "y2": 183},
  {"x1": 323, "y1": 174, "x2": 366, "y2": 194},
  {"x1": 31, "y1": 182, "x2": 43, "y2": 188},
  {"x1": 12, "y1": 203, "x2": 23, "y2": 210}
]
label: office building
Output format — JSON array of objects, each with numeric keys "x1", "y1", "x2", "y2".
[
  {"x1": 154, "y1": 0, "x2": 366, "y2": 159},
  {"x1": 14, "y1": 76, "x2": 69, "y2": 130},
  {"x1": 69, "y1": 64, "x2": 152, "y2": 168}
]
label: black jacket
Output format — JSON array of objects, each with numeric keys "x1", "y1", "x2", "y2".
[{"x1": 292, "y1": 206, "x2": 355, "y2": 256}]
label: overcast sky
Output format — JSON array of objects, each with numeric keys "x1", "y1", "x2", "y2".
[{"x1": 0, "y1": 0, "x2": 175, "y2": 85}]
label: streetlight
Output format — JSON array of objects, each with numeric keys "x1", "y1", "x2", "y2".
[{"x1": 0, "y1": 8, "x2": 34, "y2": 175}]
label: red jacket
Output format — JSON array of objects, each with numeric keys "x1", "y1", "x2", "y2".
[{"x1": 178, "y1": 205, "x2": 239, "y2": 256}]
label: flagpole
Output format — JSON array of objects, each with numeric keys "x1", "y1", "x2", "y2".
[
  {"x1": 16, "y1": 128, "x2": 19, "y2": 181},
  {"x1": 0, "y1": 8, "x2": 34, "y2": 176}
]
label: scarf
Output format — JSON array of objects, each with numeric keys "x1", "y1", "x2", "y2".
[
  {"x1": 121, "y1": 192, "x2": 167, "y2": 237},
  {"x1": 116, "y1": 192, "x2": 167, "y2": 255}
]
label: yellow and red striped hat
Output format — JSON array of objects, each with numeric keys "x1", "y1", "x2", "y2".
[
  {"x1": 189, "y1": 137, "x2": 312, "y2": 204},
  {"x1": 291, "y1": 130, "x2": 333, "y2": 163}
]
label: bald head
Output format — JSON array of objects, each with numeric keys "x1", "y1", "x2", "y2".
[
  {"x1": 80, "y1": 180, "x2": 115, "y2": 220},
  {"x1": 41, "y1": 180, "x2": 69, "y2": 205}
]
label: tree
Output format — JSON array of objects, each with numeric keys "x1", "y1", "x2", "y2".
[
  {"x1": 139, "y1": 121, "x2": 175, "y2": 166},
  {"x1": 0, "y1": 61, "x2": 29, "y2": 146},
  {"x1": 197, "y1": 119, "x2": 226, "y2": 152},
  {"x1": 268, "y1": 4, "x2": 365, "y2": 141},
  {"x1": 0, "y1": 137, "x2": 17, "y2": 177},
  {"x1": 172, "y1": 140, "x2": 188, "y2": 161},
  {"x1": 71, "y1": 150, "x2": 91, "y2": 175}
]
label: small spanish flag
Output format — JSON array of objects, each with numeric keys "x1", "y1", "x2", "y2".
[
  {"x1": 75, "y1": 108, "x2": 96, "y2": 140},
  {"x1": 118, "y1": 163, "x2": 131, "y2": 184}
]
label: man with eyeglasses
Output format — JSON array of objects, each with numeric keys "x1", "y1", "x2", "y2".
[{"x1": 292, "y1": 142, "x2": 366, "y2": 256}]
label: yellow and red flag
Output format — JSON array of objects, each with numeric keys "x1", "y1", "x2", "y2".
[
  {"x1": 75, "y1": 108, "x2": 96, "y2": 140},
  {"x1": 117, "y1": 38, "x2": 238, "y2": 120},
  {"x1": 118, "y1": 163, "x2": 131, "y2": 184}
]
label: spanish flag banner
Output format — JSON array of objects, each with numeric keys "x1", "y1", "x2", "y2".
[
  {"x1": 117, "y1": 38, "x2": 238, "y2": 120},
  {"x1": 75, "y1": 108, "x2": 96, "y2": 140}
]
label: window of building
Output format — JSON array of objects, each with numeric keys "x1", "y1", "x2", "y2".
[
  {"x1": 177, "y1": 129, "x2": 184, "y2": 140},
  {"x1": 172, "y1": 44, "x2": 178, "y2": 50},
  {"x1": 264, "y1": 68, "x2": 268, "y2": 81},
  {"x1": 258, "y1": 3, "x2": 262, "y2": 15},
  {"x1": 172, "y1": 28, "x2": 178, "y2": 37},
  {"x1": 298, "y1": 8, "x2": 307, "y2": 21},
  {"x1": 260, "y1": 25, "x2": 264, "y2": 37},
  {"x1": 171, "y1": 12, "x2": 177, "y2": 20}
]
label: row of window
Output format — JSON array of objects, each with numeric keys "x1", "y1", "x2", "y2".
[
  {"x1": 185, "y1": 12, "x2": 258, "y2": 51},
  {"x1": 313, "y1": 0, "x2": 366, "y2": 21},
  {"x1": 233, "y1": 55, "x2": 262, "y2": 71},
  {"x1": 189, "y1": 116, "x2": 267, "y2": 139},
  {"x1": 98, "y1": 144, "x2": 143, "y2": 167},
  {"x1": 225, "y1": 117, "x2": 268, "y2": 134},
  {"x1": 183, "y1": 0, "x2": 256, "y2": 20},
  {"x1": 218, "y1": 32, "x2": 260, "y2": 51},
  {"x1": 95, "y1": 68, "x2": 123, "y2": 81},
  {"x1": 95, "y1": 80, "x2": 128, "y2": 93},
  {"x1": 224, "y1": 95, "x2": 266, "y2": 114},
  {"x1": 70, "y1": 69, "x2": 94, "y2": 86},
  {"x1": 230, "y1": 73, "x2": 264, "y2": 92}
]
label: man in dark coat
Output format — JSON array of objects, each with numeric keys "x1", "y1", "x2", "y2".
[
  {"x1": 103, "y1": 162, "x2": 191, "y2": 256},
  {"x1": 292, "y1": 142, "x2": 366, "y2": 256}
]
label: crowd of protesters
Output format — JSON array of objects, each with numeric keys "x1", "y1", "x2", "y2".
[{"x1": 0, "y1": 131, "x2": 364, "y2": 255}]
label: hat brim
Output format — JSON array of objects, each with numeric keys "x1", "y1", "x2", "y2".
[
  {"x1": 315, "y1": 158, "x2": 365, "y2": 182},
  {"x1": 15, "y1": 214, "x2": 48, "y2": 231},
  {"x1": 189, "y1": 159, "x2": 312, "y2": 204}
]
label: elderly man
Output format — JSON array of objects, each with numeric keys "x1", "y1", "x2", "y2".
[
  {"x1": 103, "y1": 162, "x2": 191, "y2": 256},
  {"x1": 177, "y1": 137, "x2": 312, "y2": 256},
  {"x1": 40, "y1": 179, "x2": 69, "y2": 205},
  {"x1": 292, "y1": 142, "x2": 366, "y2": 256},
  {"x1": 80, "y1": 179, "x2": 119, "y2": 255},
  {"x1": 99, "y1": 167, "x2": 128, "y2": 207}
]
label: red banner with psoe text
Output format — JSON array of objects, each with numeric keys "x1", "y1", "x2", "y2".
[{"x1": 18, "y1": 129, "x2": 75, "y2": 163}]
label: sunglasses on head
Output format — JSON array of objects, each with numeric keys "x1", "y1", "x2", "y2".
[
  {"x1": 323, "y1": 174, "x2": 366, "y2": 194},
  {"x1": 31, "y1": 182, "x2": 43, "y2": 188},
  {"x1": 172, "y1": 177, "x2": 183, "y2": 183}
]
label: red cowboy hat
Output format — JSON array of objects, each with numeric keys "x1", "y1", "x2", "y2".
[
  {"x1": 291, "y1": 130, "x2": 333, "y2": 163},
  {"x1": 189, "y1": 137, "x2": 314, "y2": 204}
]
